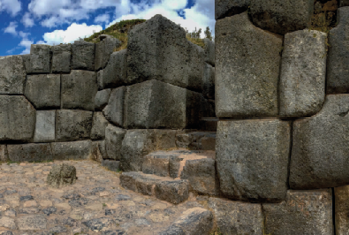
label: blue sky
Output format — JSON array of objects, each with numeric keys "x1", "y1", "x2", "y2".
[{"x1": 0, "y1": 0, "x2": 215, "y2": 56}]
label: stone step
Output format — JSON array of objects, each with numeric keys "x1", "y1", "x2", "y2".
[
  {"x1": 176, "y1": 131, "x2": 216, "y2": 150},
  {"x1": 199, "y1": 117, "x2": 218, "y2": 131},
  {"x1": 120, "y1": 171, "x2": 189, "y2": 204},
  {"x1": 142, "y1": 150, "x2": 219, "y2": 196},
  {"x1": 159, "y1": 207, "x2": 214, "y2": 235}
]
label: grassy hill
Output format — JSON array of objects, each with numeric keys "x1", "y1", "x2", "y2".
[{"x1": 84, "y1": 19, "x2": 205, "y2": 51}]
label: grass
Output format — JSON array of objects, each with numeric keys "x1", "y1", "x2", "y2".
[{"x1": 186, "y1": 35, "x2": 205, "y2": 48}]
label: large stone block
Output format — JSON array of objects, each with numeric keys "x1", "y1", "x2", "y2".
[
  {"x1": 51, "y1": 140, "x2": 92, "y2": 160},
  {"x1": 335, "y1": 185, "x2": 349, "y2": 235},
  {"x1": 24, "y1": 44, "x2": 51, "y2": 74},
  {"x1": 216, "y1": 12, "x2": 282, "y2": 118},
  {"x1": 216, "y1": 119, "x2": 290, "y2": 202},
  {"x1": 91, "y1": 141, "x2": 104, "y2": 163},
  {"x1": 95, "y1": 89, "x2": 111, "y2": 111},
  {"x1": 0, "y1": 96, "x2": 36, "y2": 141},
  {"x1": 207, "y1": 198, "x2": 263, "y2": 235},
  {"x1": 203, "y1": 64, "x2": 215, "y2": 100},
  {"x1": 51, "y1": 44, "x2": 71, "y2": 73},
  {"x1": 203, "y1": 39, "x2": 215, "y2": 67},
  {"x1": 24, "y1": 74, "x2": 61, "y2": 109},
  {"x1": 263, "y1": 190, "x2": 333, "y2": 235},
  {"x1": 0, "y1": 145, "x2": 8, "y2": 162},
  {"x1": 101, "y1": 160, "x2": 120, "y2": 172},
  {"x1": 105, "y1": 124, "x2": 126, "y2": 160},
  {"x1": 215, "y1": 0, "x2": 250, "y2": 20},
  {"x1": 0, "y1": 56, "x2": 26, "y2": 94},
  {"x1": 279, "y1": 29, "x2": 327, "y2": 117},
  {"x1": 71, "y1": 40, "x2": 95, "y2": 71},
  {"x1": 290, "y1": 94, "x2": 349, "y2": 189},
  {"x1": 327, "y1": 7, "x2": 349, "y2": 93},
  {"x1": 34, "y1": 111, "x2": 55, "y2": 143},
  {"x1": 126, "y1": 14, "x2": 204, "y2": 91},
  {"x1": 61, "y1": 70, "x2": 98, "y2": 111},
  {"x1": 7, "y1": 144, "x2": 53, "y2": 162},
  {"x1": 250, "y1": 0, "x2": 314, "y2": 35},
  {"x1": 56, "y1": 110, "x2": 93, "y2": 141},
  {"x1": 95, "y1": 37, "x2": 121, "y2": 71},
  {"x1": 97, "y1": 50, "x2": 127, "y2": 90},
  {"x1": 90, "y1": 112, "x2": 109, "y2": 140},
  {"x1": 103, "y1": 87, "x2": 125, "y2": 127}
]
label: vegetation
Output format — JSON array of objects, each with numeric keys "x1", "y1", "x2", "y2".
[
  {"x1": 84, "y1": 18, "x2": 213, "y2": 50},
  {"x1": 310, "y1": 0, "x2": 338, "y2": 33}
]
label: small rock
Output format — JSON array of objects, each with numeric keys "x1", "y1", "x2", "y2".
[
  {"x1": 20, "y1": 195, "x2": 34, "y2": 201},
  {"x1": 42, "y1": 207, "x2": 57, "y2": 216},
  {"x1": 116, "y1": 194, "x2": 131, "y2": 201},
  {"x1": 17, "y1": 215, "x2": 47, "y2": 230},
  {"x1": 46, "y1": 164, "x2": 77, "y2": 188},
  {"x1": 83, "y1": 217, "x2": 113, "y2": 232},
  {"x1": 69, "y1": 198, "x2": 89, "y2": 207}
]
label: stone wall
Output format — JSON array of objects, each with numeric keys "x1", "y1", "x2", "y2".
[
  {"x1": 214, "y1": 0, "x2": 349, "y2": 234},
  {"x1": 0, "y1": 15, "x2": 214, "y2": 173}
]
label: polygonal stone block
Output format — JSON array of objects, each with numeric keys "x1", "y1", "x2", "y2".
[
  {"x1": 216, "y1": 119, "x2": 290, "y2": 202},
  {"x1": 0, "y1": 145, "x2": 8, "y2": 162},
  {"x1": 215, "y1": 0, "x2": 250, "y2": 20},
  {"x1": 327, "y1": 7, "x2": 349, "y2": 93},
  {"x1": 250, "y1": 0, "x2": 314, "y2": 35},
  {"x1": 56, "y1": 110, "x2": 93, "y2": 141},
  {"x1": 25, "y1": 44, "x2": 51, "y2": 74},
  {"x1": 34, "y1": 111, "x2": 55, "y2": 143},
  {"x1": 24, "y1": 74, "x2": 61, "y2": 109},
  {"x1": 61, "y1": 70, "x2": 98, "y2": 111},
  {"x1": 8, "y1": 144, "x2": 53, "y2": 162},
  {"x1": 95, "y1": 89, "x2": 111, "y2": 111},
  {"x1": 279, "y1": 29, "x2": 327, "y2": 117},
  {"x1": 51, "y1": 140, "x2": 92, "y2": 160},
  {"x1": 103, "y1": 87, "x2": 125, "y2": 127},
  {"x1": 203, "y1": 38, "x2": 215, "y2": 67},
  {"x1": 290, "y1": 95, "x2": 349, "y2": 189},
  {"x1": 335, "y1": 185, "x2": 349, "y2": 235},
  {"x1": 105, "y1": 124, "x2": 126, "y2": 160},
  {"x1": 52, "y1": 44, "x2": 71, "y2": 73},
  {"x1": 95, "y1": 37, "x2": 121, "y2": 71},
  {"x1": 263, "y1": 190, "x2": 333, "y2": 235},
  {"x1": 126, "y1": 14, "x2": 204, "y2": 91},
  {"x1": 0, "y1": 55, "x2": 26, "y2": 94},
  {"x1": 203, "y1": 63, "x2": 215, "y2": 100},
  {"x1": 90, "y1": 112, "x2": 109, "y2": 140},
  {"x1": 102, "y1": 160, "x2": 120, "y2": 172},
  {"x1": 71, "y1": 40, "x2": 95, "y2": 71},
  {"x1": 0, "y1": 96, "x2": 36, "y2": 141},
  {"x1": 216, "y1": 12, "x2": 282, "y2": 118}
]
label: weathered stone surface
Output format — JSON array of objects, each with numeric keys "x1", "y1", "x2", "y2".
[
  {"x1": 216, "y1": 12, "x2": 282, "y2": 118},
  {"x1": 61, "y1": 70, "x2": 98, "y2": 111},
  {"x1": 153, "y1": 130, "x2": 177, "y2": 150},
  {"x1": 91, "y1": 141, "x2": 104, "y2": 163},
  {"x1": 327, "y1": 7, "x2": 349, "y2": 93},
  {"x1": 250, "y1": 0, "x2": 314, "y2": 35},
  {"x1": 17, "y1": 215, "x2": 47, "y2": 230},
  {"x1": 290, "y1": 94, "x2": 349, "y2": 189},
  {"x1": 215, "y1": 0, "x2": 250, "y2": 20},
  {"x1": 97, "y1": 50, "x2": 127, "y2": 90},
  {"x1": 0, "y1": 216, "x2": 16, "y2": 230},
  {"x1": 120, "y1": 129, "x2": 157, "y2": 172},
  {"x1": 203, "y1": 64, "x2": 215, "y2": 100},
  {"x1": 105, "y1": 124, "x2": 126, "y2": 160},
  {"x1": 340, "y1": 0, "x2": 349, "y2": 7},
  {"x1": 203, "y1": 38, "x2": 215, "y2": 66},
  {"x1": 95, "y1": 89, "x2": 111, "y2": 110},
  {"x1": 51, "y1": 140, "x2": 92, "y2": 160},
  {"x1": 7, "y1": 144, "x2": 52, "y2": 162},
  {"x1": 103, "y1": 87, "x2": 125, "y2": 127},
  {"x1": 0, "y1": 56, "x2": 26, "y2": 94},
  {"x1": 127, "y1": 15, "x2": 204, "y2": 91},
  {"x1": 0, "y1": 96, "x2": 36, "y2": 141},
  {"x1": 24, "y1": 74, "x2": 61, "y2": 109},
  {"x1": 52, "y1": 44, "x2": 71, "y2": 73},
  {"x1": 335, "y1": 185, "x2": 349, "y2": 235},
  {"x1": 280, "y1": 29, "x2": 327, "y2": 117},
  {"x1": 170, "y1": 208, "x2": 213, "y2": 235},
  {"x1": 71, "y1": 40, "x2": 95, "y2": 71},
  {"x1": 176, "y1": 132, "x2": 216, "y2": 151},
  {"x1": 102, "y1": 160, "x2": 120, "y2": 172},
  {"x1": 95, "y1": 37, "x2": 122, "y2": 70},
  {"x1": 124, "y1": 80, "x2": 186, "y2": 129},
  {"x1": 25, "y1": 44, "x2": 51, "y2": 74},
  {"x1": 47, "y1": 164, "x2": 77, "y2": 188},
  {"x1": 217, "y1": 119, "x2": 290, "y2": 202},
  {"x1": 56, "y1": 110, "x2": 93, "y2": 141},
  {"x1": 34, "y1": 110, "x2": 55, "y2": 142},
  {"x1": 263, "y1": 190, "x2": 333, "y2": 235},
  {"x1": 142, "y1": 151, "x2": 176, "y2": 177},
  {"x1": 207, "y1": 198, "x2": 263, "y2": 235},
  {"x1": 181, "y1": 158, "x2": 219, "y2": 195},
  {"x1": 155, "y1": 180, "x2": 189, "y2": 204},
  {"x1": 0, "y1": 145, "x2": 8, "y2": 162},
  {"x1": 90, "y1": 112, "x2": 109, "y2": 140}
]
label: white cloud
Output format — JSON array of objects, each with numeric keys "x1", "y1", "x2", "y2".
[
  {"x1": 22, "y1": 13, "x2": 35, "y2": 27},
  {"x1": 162, "y1": 0, "x2": 187, "y2": 10},
  {"x1": 41, "y1": 23, "x2": 102, "y2": 45},
  {"x1": 0, "y1": 0, "x2": 21, "y2": 16},
  {"x1": 19, "y1": 38, "x2": 33, "y2": 54},
  {"x1": 3, "y1": 22, "x2": 18, "y2": 36},
  {"x1": 94, "y1": 13, "x2": 110, "y2": 24}
]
